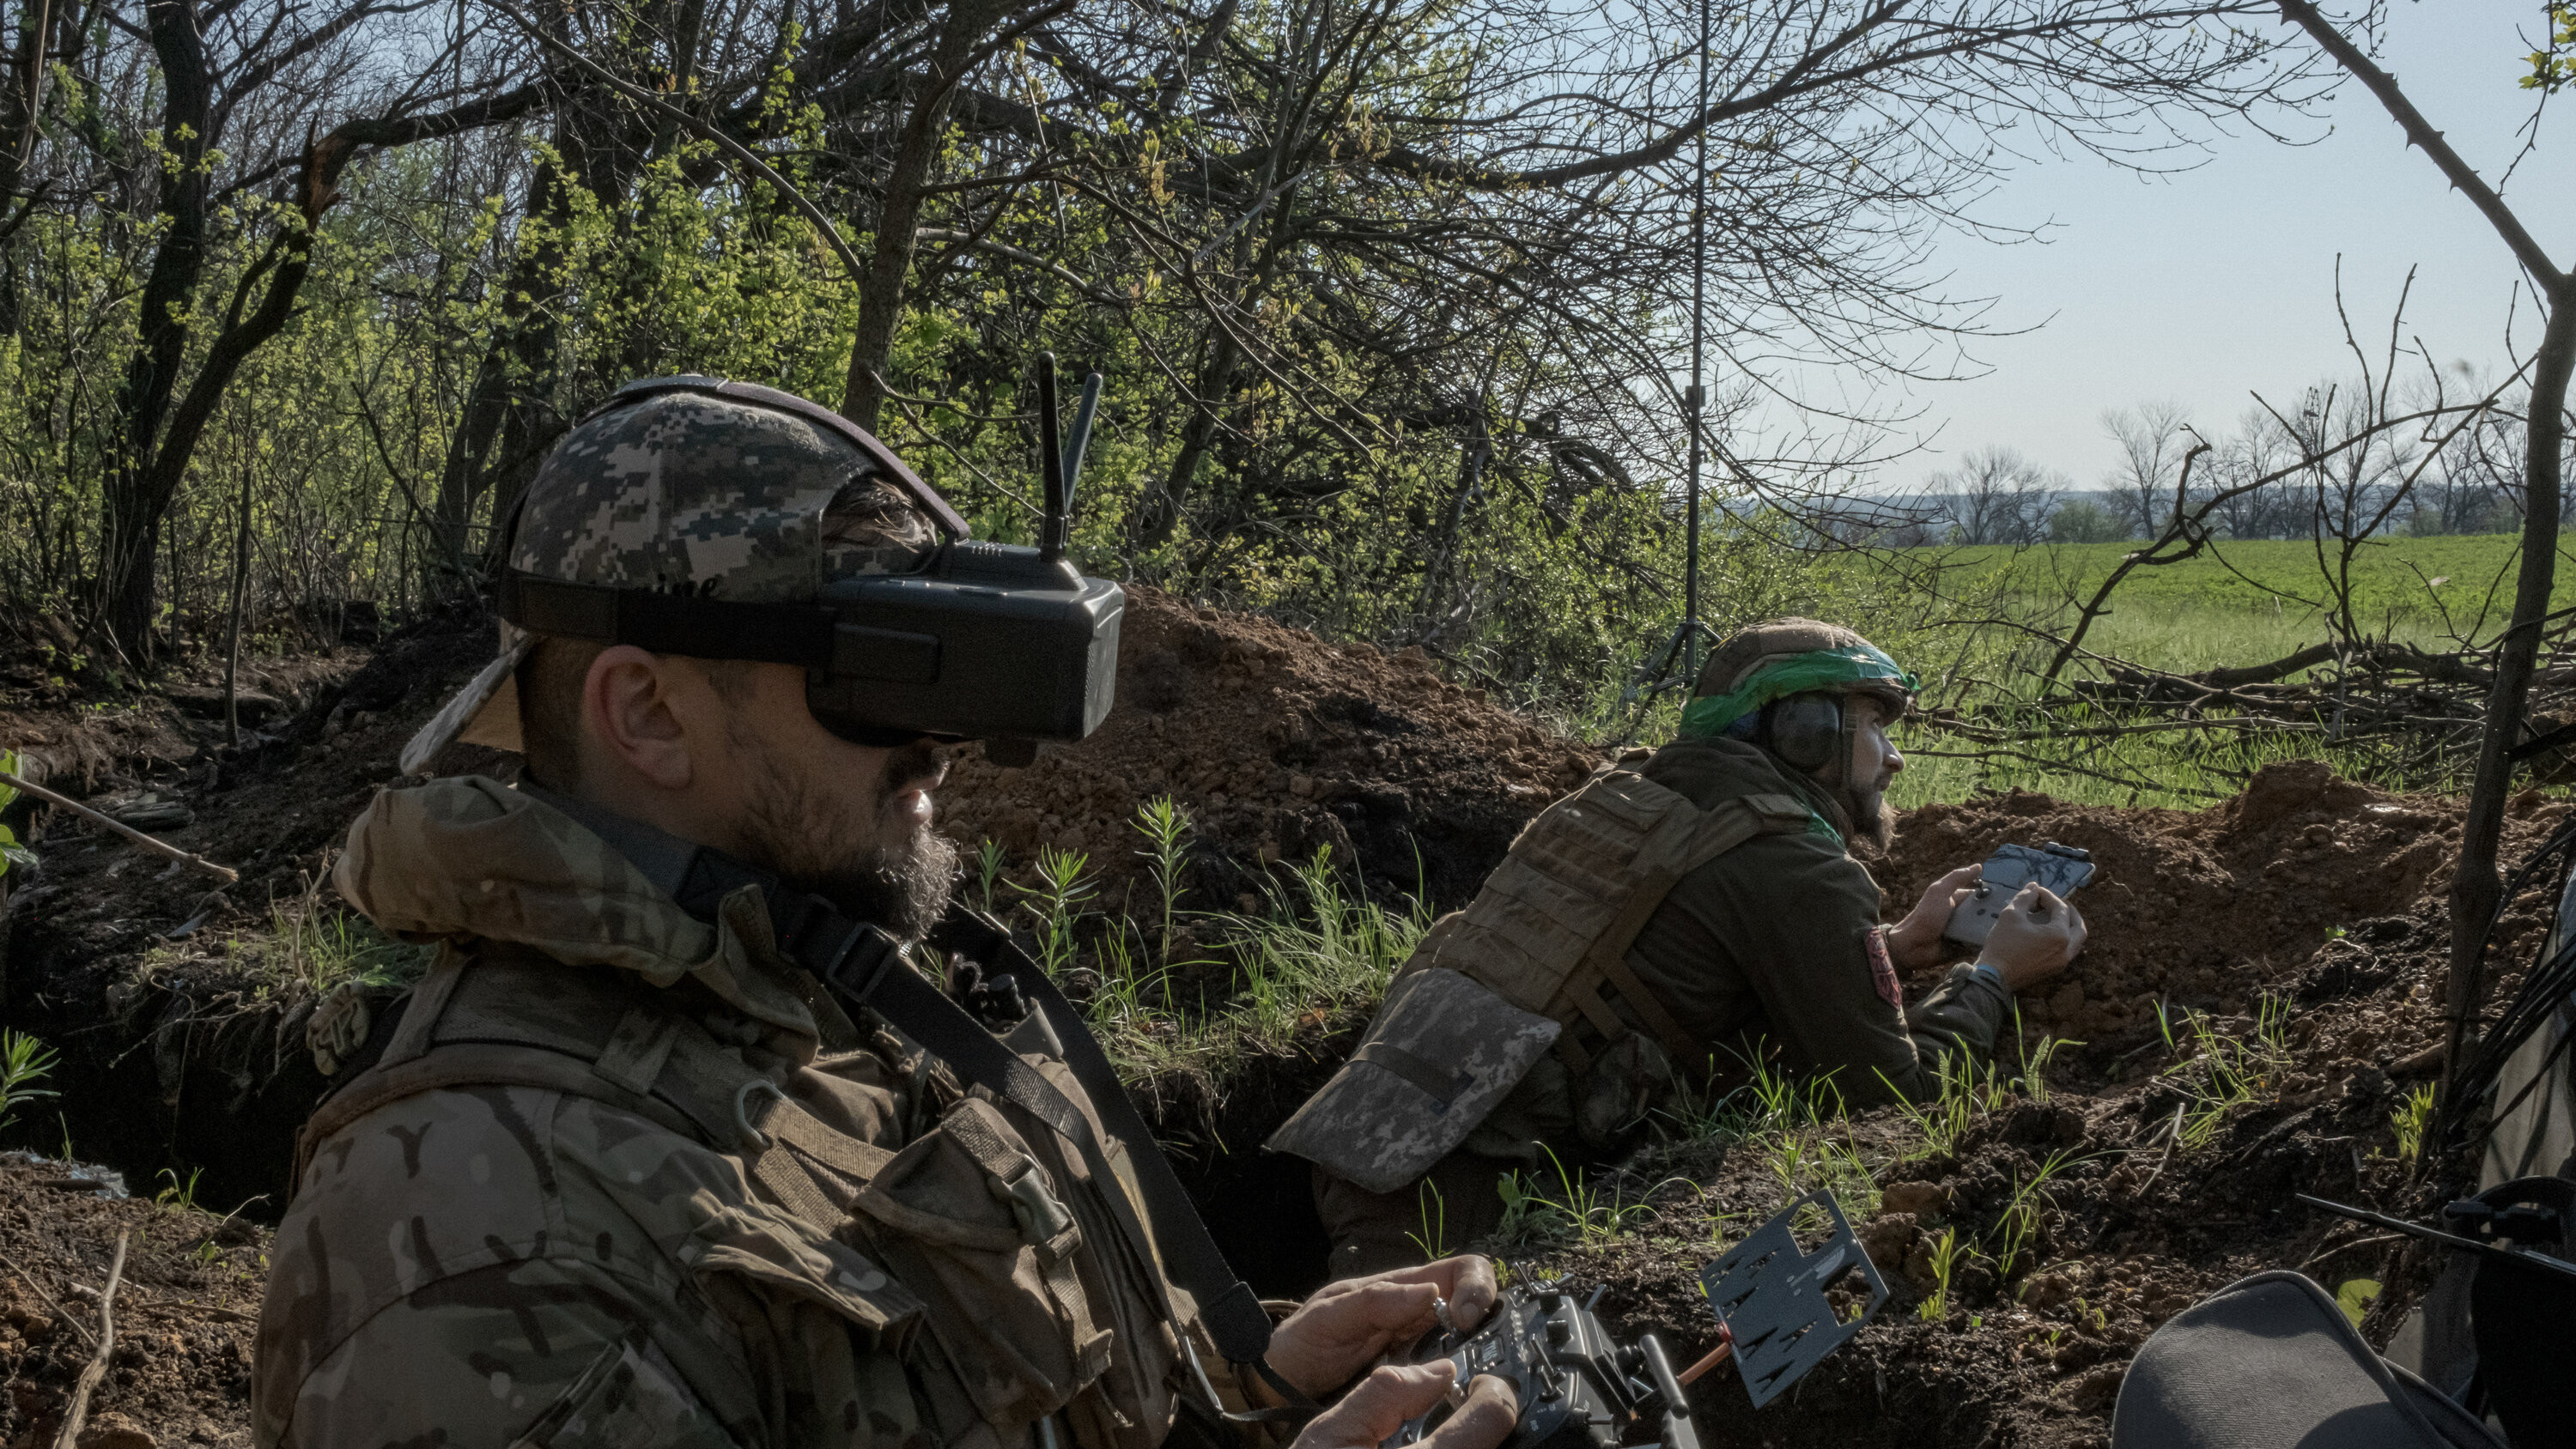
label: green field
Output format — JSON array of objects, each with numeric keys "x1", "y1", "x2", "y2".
[
  {"x1": 1930, "y1": 533, "x2": 2576, "y2": 676},
  {"x1": 1859, "y1": 533, "x2": 2576, "y2": 810}
]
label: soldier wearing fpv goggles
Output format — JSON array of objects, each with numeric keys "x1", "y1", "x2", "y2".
[{"x1": 252, "y1": 379, "x2": 1524, "y2": 1449}]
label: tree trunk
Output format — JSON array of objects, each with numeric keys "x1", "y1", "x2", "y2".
[
  {"x1": 95, "y1": 0, "x2": 212, "y2": 663},
  {"x1": 432, "y1": 84, "x2": 647, "y2": 571},
  {"x1": 1139, "y1": 331, "x2": 1241, "y2": 551},
  {"x1": 840, "y1": 0, "x2": 1011, "y2": 431},
  {"x1": 2445, "y1": 284, "x2": 2576, "y2": 1095}
]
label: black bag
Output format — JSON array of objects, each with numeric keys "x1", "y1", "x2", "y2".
[{"x1": 2111, "y1": 1270, "x2": 2504, "y2": 1449}]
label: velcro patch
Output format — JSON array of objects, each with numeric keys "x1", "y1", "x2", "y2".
[{"x1": 1865, "y1": 928, "x2": 1902, "y2": 1008}]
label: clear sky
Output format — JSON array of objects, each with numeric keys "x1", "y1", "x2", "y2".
[{"x1": 1874, "y1": 0, "x2": 2574, "y2": 494}]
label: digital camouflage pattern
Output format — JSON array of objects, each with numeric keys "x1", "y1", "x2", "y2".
[
  {"x1": 404, "y1": 384, "x2": 940, "y2": 773},
  {"x1": 258, "y1": 779, "x2": 1230, "y2": 1448},
  {"x1": 1264, "y1": 967, "x2": 1561, "y2": 1196},
  {"x1": 511, "y1": 388, "x2": 938, "y2": 602}
]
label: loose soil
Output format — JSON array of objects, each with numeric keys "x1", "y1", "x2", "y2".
[
  {"x1": 0, "y1": 593, "x2": 2553, "y2": 1446},
  {"x1": 0, "y1": 1156, "x2": 265, "y2": 1448}
]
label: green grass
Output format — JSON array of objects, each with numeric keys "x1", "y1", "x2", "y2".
[
  {"x1": 0, "y1": 1029, "x2": 57, "y2": 1134},
  {"x1": 1844, "y1": 534, "x2": 2576, "y2": 811},
  {"x1": 999, "y1": 796, "x2": 1430, "y2": 1087},
  {"x1": 1937, "y1": 527, "x2": 2566, "y2": 635}
]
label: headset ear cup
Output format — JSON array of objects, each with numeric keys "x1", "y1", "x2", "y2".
[{"x1": 1762, "y1": 694, "x2": 1842, "y2": 772}]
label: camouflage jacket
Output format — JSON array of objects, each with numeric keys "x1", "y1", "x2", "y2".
[
  {"x1": 1619, "y1": 737, "x2": 2009, "y2": 1106},
  {"x1": 255, "y1": 778, "x2": 1239, "y2": 1449}
]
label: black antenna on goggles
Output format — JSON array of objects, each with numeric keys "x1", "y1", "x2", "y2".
[
  {"x1": 1037, "y1": 353, "x2": 1069, "y2": 563},
  {"x1": 1063, "y1": 369, "x2": 1103, "y2": 502},
  {"x1": 1036, "y1": 355, "x2": 1103, "y2": 566}
]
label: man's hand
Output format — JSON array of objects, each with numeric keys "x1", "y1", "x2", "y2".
[
  {"x1": 1290, "y1": 1361, "x2": 1518, "y2": 1449},
  {"x1": 1885, "y1": 862, "x2": 1982, "y2": 969},
  {"x1": 1264, "y1": 1257, "x2": 1500, "y2": 1399},
  {"x1": 1976, "y1": 883, "x2": 2087, "y2": 992}
]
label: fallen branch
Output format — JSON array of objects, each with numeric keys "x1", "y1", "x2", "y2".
[
  {"x1": 0, "y1": 769, "x2": 237, "y2": 884},
  {"x1": 52, "y1": 1228, "x2": 128, "y2": 1449}
]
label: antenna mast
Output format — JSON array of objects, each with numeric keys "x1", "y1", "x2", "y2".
[{"x1": 1684, "y1": 0, "x2": 1710, "y2": 683}]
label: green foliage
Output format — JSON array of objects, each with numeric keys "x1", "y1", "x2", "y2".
[
  {"x1": 1407, "y1": 1179, "x2": 1453, "y2": 1264},
  {"x1": 163, "y1": 870, "x2": 434, "y2": 997},
  {"x1": 2336, "y1": 1277, "x2": 2383, "y2": 1327},
  {"x1": 0, "y1": 1029, "x2": 58, "y2": 1134},
  {"x1": 155, "y1": 1167, "x2": 206, "y2": 1215},
  {"x1": 984, "y1": 798, "x2": 1427, "y2": 1086},
  {"x1": 2391, "y1": 1082, "x2": 2437, "y2": 1163},
  {"x1": 2525, "y1": 4, "x2": 2575, "y2": 91},
  {"x1": 2046, "y1": 498, "x2": 2131, "y2": 544},
  {"x1": 1917, "y1": 1228, "x2": 1965, "y2": 1320},
  {"x1": 1992, "y1": 1149, "x2": 2087, "y2": 1282},
  {"x1": 1501, "y1": 1143, "x2": 1674, "y2": 1250},
  {"x1": 0, "y1": 752, "x2": 35, "y2": 879},
  {"x1": 1010, "y1": 846, "x2": 1099, "y2": 976},
  {"x1": 2154, "y1": 995, "x2": 2293, "y2": 1149},
  {"x1": 972, "y1": 839, "x2": 1008, "y2": 916},
  {"x1": 1130, "y1": 795, "x2": 1194, "y2": 967},
  {"x1": 1206, "y1": 848, "x2": 1430, "y2": 1058}
]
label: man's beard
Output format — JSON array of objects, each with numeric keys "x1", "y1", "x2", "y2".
[
  {"x1": 736, "y1": 733, "x2": 959, "y2": 937},
  {"x1": 1842, "y1": 778, "x2": 1895, "y2": 852}
]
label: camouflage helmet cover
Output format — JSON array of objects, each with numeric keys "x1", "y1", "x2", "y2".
[
  {"x1": 400, "y1": 379, "x2": 948, "y2": 775},
  {"x1": 1679, "y1": 617, "x2": 1918, "y2": 741}
]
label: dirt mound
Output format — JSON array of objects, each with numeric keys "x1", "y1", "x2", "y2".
[
  {"x1": 1873, "y1": 761, "x2": 2567, "y2": 1052},
  {"x1": 3, "y1": 595, "x2": 2564, "y2": 1449},
  {"x1": 1503, "y1": 762, "x2": 2576, "y2": 1449},
  {"x1": 939, "y1": 585, "x2": 1595, "y2": 909},
  {"x1": 0, "y1": 1156, "x2": 266, "y2": 1448}
]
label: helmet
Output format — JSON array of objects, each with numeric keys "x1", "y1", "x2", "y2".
[
  {"x1": 1680, "y1": 618, "x2": 1917, "y2": 764},
  {"x1": 401, "y1": 375, "x2": 1123, "y2": 776}
]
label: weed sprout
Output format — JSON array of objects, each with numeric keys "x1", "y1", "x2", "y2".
[
  {"x1": 1993, "y1": 1149, "x2": 2090, "y2": 1281},
  {"x1": 1408, "y1": 1179, "x2": 1451, "y2": 1263},
  {"x1": 1512, "y1": 1143, "x2": 1675, "y2": 1247},
  {"x1": 973, "y1": 838, "x2": 1007, "y2": 915},
  {"x1": 2390, "y1": 1083, "x2": 2436, "y2": 1162},
  {"x1": 2154, "y1": 993, "x2": 2293, "y2": 1148},
  {"x1": 156, "y1": 1167, "x2": 206, "y2": 1214},
  {"x1": 1917, "y1": 1228, "x2": 1965, "y2": 1320},
  {"x1": 0, "y1": 1029, "x2": 58, "y2": 1133},
  {"x1": 1130, "y1": 794, "x2": 1193, "y2": 966},
  {"x1": 1010, "y1": 846, "x2": 1097, "y2": 975}
]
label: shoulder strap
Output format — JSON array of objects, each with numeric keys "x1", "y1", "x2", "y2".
[
  {"x1": 521, "y1": 787, "x2": 1278, "y2": 1375},
  {"x1": 1548, "y1": 791, "x2": 1814, "y2": 1071}
]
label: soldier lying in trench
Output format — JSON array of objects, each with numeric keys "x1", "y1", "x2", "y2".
[{"x1": 1270, "y1": 619, "x2": 2093, "y2": 1279}]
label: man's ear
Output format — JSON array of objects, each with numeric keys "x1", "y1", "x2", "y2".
[{"x1": 581, "y1": 646, "x2": 694, "y2": 790}]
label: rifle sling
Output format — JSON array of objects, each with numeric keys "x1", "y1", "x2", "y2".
[{"x1": 520, "y1": 786, "x2": 1275, "y2": 1370}]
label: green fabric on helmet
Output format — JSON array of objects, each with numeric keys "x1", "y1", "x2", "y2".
[{"x1": 1677, "y1": 645, "x2": 1920, "y2": 741}]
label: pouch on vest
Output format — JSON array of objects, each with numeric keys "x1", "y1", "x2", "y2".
[
  {"x1": 1263, "y1": 967, "x2": 1561, "y2": 1195},
  {"x1": 848, "y1": 1094, "x2": 1115, "y2": 1435}
]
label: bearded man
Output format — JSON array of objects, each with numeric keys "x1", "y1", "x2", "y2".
[
  {"x1": 1276, "y1": 619, "x2": 2092, "y2": 1278},
  {"x1": 253, "y1": 378, "x2": 1521, "y2": 1449}
]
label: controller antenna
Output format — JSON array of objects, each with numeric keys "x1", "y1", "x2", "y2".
[{"x1": 1037, "y1": 353, "x2": 1069, "y2": 563}]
